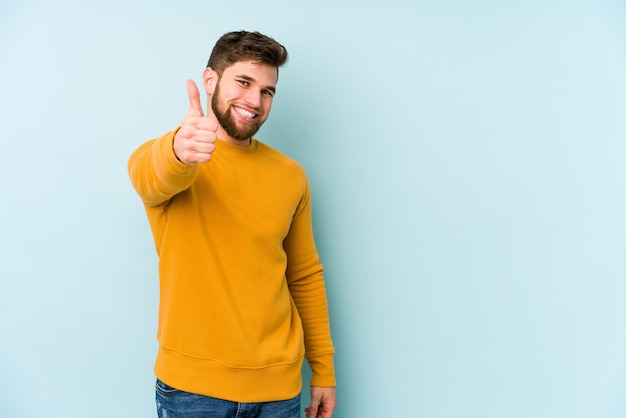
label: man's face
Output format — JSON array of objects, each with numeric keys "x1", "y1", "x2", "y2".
[{"x1": 210, "y1": 60, "x2": 278, "y2": 143}]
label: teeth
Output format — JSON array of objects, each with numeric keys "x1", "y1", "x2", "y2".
[{"x1": 234, "y1": 106, "x2": 256, "y2": 118}]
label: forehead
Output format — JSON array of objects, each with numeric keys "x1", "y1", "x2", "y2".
[{"x1": 222, "y1": 60, "x2": 278, "y2": 85}]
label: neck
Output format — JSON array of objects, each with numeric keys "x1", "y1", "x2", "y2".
[{"x1": 217, "y1": 132, "x2": 252, "y2": 146}]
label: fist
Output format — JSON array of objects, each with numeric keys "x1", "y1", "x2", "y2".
[{"x1": 173, "y1": 79, "x2": 218, "y2": 165}]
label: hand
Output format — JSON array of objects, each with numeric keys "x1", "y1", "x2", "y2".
[
  {"x1": 173, "y1": 79, "x2": 218, "y2": 165},
  {"x1": 305, "y1": 386, "x2": 337, "y2": 418}
]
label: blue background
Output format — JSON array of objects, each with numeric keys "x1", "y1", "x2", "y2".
[{"x1": 1, "y1": 1, "x2": 626, "y2": 417}]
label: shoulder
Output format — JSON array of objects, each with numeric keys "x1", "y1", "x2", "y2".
[{"x1": 255, "y1": 141, "x2": 306, "y2": 176}]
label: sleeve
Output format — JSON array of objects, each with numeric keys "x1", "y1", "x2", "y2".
[
  {"x1": 284, "y1": 178, "x2": 336, "y2": 387},
  {"x1": 127, "y1": 128, "x2": 199, "y2": 207}
]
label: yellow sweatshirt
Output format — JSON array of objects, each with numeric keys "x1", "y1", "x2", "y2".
[{"x1": 128, "y1": 129, "x2": 335, "y2": 402}]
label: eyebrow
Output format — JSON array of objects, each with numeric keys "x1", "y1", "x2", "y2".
[{"x1": 236, "y1": 74, "x2": 276, "y2": 94}]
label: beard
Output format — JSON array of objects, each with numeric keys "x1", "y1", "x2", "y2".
[{"x1": 211, "y1": 83, "x2": 264, "y2": 142}]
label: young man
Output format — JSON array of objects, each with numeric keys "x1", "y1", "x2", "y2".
[{"x1": 128, "y1": 31, "x2": 337, "y2": 418}]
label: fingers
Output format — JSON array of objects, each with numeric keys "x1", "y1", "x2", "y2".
[
  {"x1": 174, "y1": 120, "x2": 217, "y2": 165},
  {"x1": 305, "y1": 395, "x2": 322, "y2": 418},
  {"x1": 174, "y1": 80, "x2": 218, "y2": 165},
  {"x1": 186, "y1": 79, "x2": 204, "y2": 117},
  {"x1": 305, "y1": 403, "x2": 329, "y2": 418},
  {"x1": 304, "y1": 405, "x2": 318, "y2": 418}
]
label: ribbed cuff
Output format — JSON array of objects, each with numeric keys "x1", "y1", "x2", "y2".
[{"x1": 307, "y1": 353, "x2": 336, "y2": 387}]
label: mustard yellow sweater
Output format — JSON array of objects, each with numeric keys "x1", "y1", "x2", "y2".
[{"x1": 128, "y1": 129, "x2": 335, "y2": 402}]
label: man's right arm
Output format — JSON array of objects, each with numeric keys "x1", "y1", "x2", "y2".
[
  {"x1": 127, "y1": 130, "x2": 199, "y2": 207},
  {"x1": 128, "y1": 80, "x2": 218, "y2": 207}
]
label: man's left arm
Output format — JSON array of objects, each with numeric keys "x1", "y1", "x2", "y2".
[{"x1": 284, "y1": 178, "x2": 337, "y2": 389}]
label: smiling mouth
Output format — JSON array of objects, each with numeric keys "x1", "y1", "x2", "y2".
[{"x1": 233, "y1": 105, "x2": 258, "y2": 121}]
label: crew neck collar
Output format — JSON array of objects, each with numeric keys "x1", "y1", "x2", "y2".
[{"x1": 216, "y1": 138, "x2": 259, "y2": 154}]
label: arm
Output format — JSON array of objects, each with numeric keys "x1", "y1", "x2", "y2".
[
  {"x1": 127, "y1": 130, "x2": 198, "y2": 207},
  {"x1": 128, "y1": 80, "x2": 218, "y2": 206},
  {"x1": 284, "y1": 180, "x2": 337, "y2": 405}
]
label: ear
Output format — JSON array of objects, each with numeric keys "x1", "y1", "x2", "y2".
[{"x1": 203, "y1": 67, "x2": 218, "y2": 95}]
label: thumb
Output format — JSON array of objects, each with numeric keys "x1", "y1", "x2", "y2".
[{"x1": 185, "y1": 79, "x2": 204, "y2": 117}]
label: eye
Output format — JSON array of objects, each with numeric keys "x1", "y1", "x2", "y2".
[
  {"x1": 237, "y1": 80, "x2": 249, "y2": 86},
  {"x1": 262, "y1": 89, "x2": 275, "y2": 97}
]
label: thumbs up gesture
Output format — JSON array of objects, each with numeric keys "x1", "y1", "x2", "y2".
[{"x1": 173, "y1": 80, "x2": 218, "y2": 165}]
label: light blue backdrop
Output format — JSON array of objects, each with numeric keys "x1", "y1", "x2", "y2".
[{"x1": 1, "y1": 1, "x2": 625, "y2": 417}]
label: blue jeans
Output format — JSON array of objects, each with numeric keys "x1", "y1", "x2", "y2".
[{"x1": 155, "y1": 379, "x2": 301, "y2": 418}]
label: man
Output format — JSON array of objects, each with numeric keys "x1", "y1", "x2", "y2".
[{"x1": 128, "y1": 31, "x2": 337, "y2": 418}]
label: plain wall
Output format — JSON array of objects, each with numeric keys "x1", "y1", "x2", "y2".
[{"x1": 1, "y1": 0, "x2": 626, "y2": 417}]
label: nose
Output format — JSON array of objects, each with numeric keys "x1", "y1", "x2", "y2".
[{"x1": 244, "y1": 89, "x2": 262, "y2": 108}]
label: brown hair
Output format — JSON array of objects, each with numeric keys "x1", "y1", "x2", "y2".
[{"x1": 207, "y1": 31, "x2": 288, "y2": 76}]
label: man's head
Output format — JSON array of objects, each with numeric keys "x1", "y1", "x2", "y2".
[{"x1": 203, "y1": 31, "x2": 288, "y2": 144}]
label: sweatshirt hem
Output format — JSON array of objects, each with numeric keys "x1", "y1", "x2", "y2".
[{"x1": 155, "y1": 345, "x2": 304, "y2": 403}]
